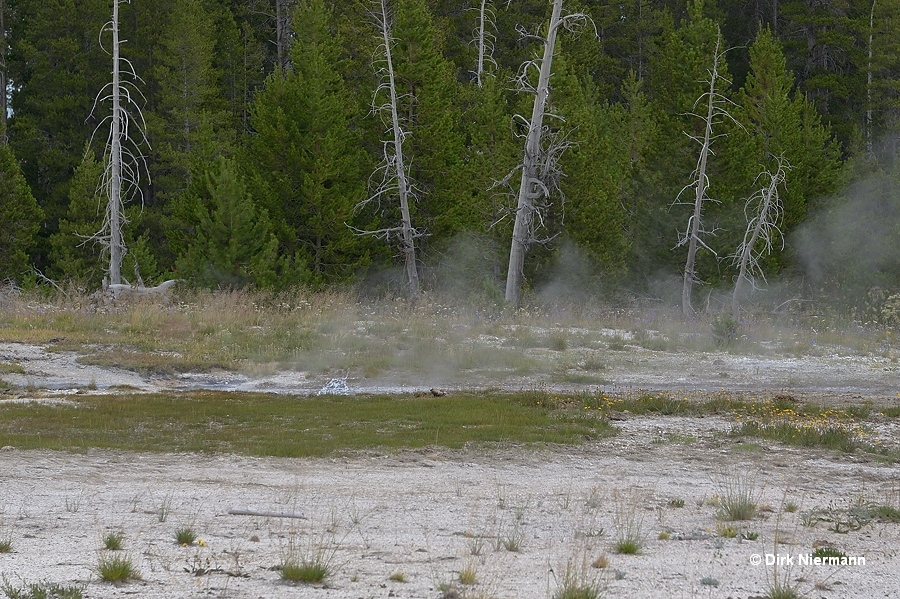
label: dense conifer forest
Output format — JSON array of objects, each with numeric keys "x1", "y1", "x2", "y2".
[{"x1": 0, "y1": 0, "x2": 898, "y2": 316}]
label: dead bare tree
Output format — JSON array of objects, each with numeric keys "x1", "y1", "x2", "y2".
[
  {"x1": 89, "y1": 0, "x2": 150, "y2": 286},
  {"x1": 354, "y1": 0, "x2": 421, "y2": 299},
  {"x1": 470, "y1": 0, "x2": 504, "y2": 86},
  {"x1": 676, "y1": 28, "x2": 738, "y2": 317},
  {"x1": 0, "y1": 0, "x2": 7, "y2": 144},
  {"x1": 867, "y1": 0, "x2": 876, "y2": 159},
  {"x1": 730, "y1": 157, "x2": 788, "y2": 321},
  {"x1": 275, "y1": 0, "x2": 293, "y2": 71},
  {"x1": 502, "y1": 0, "x2": 590, "y2": 307}
]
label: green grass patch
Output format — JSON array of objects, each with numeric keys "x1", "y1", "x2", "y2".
[
  {"x1": 97, "y1": 552, "x2": 140, "y2": 582},
  {"x1": 733, "y1": 420, "x2": 859, "y2": 453},
  {"x1": 573, "y1": 392, "x2": 747, "y2": 416},
  {"x1": 0, "y1": 391, "x2": 616, "y2": 457},
  {"x1": 174, "y1": 527, "x2": 197, "y2": 545},
  {"x1": 102, "y1": 531, "x2": 124, "y2": 551},
  {"x1": 281, "y1": 556, "x2": 330, "y2": 583},
  {"x1": 0, "y1": 578, "x2": 85, "y2": 599},
  {"x1": 0, "y1": 363, "x2": 25, "y2": 375}
]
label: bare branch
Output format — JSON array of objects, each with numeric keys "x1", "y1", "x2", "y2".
[
  {"x1": 678, "y1": 27, "x2": 737, "y2": 317},
  {"x1": 354, "y1": 0, "x2": 421, "y2": 298},
  {"x1": 730, "y1": 157, "x2": 789, "y2": 321},
  {"x1": 86, "y1": 0, "x2": 150, "y2": 286}
]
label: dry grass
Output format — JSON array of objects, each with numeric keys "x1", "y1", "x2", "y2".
[{"x1": 0, "y1": 287, "x2": 896, "y2": 384}]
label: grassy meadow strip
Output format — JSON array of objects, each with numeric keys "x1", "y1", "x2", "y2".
[
  {"x1": 0, "y1": 391, "x2": 616, "y2": 457},
  {"x1": 2, "y1": 387, "x2": 896, "y2": 459}
]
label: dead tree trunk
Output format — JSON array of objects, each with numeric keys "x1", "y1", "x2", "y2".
[
  {"x1": 867, "y1": 0, "x2": 876, "y2": 159},
  {"x1": 275, "y1": 0, "x2": 292, "y2": 71},
  {"x1": 355, "y1": 0, "x2": 420, "y2": 299},
  {"x1": 678, "y1": 30, "x2": 734, "y2": 317},
  {"x1": 0, "y1": 0, "x2": 6, "y2": 144},
  {"x1": 505, "y1": 0, "x2": 562, "y2": 307},
  {"x1": 108, "y1": 0, "x2": 124, "y2": 285},
  {"x1": 91, "y1": 0, "x2": 150, "y2": 287},
  {"x1": 731, "y1": 158, "x2": 788, "y2": 322},
  {"x1": 473, "y1": 0, "x2": 498, "y2": 86}
]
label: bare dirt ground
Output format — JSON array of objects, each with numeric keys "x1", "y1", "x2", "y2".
[{"x1": 1, "y1": 341, "x2": 900, "y2": 598}]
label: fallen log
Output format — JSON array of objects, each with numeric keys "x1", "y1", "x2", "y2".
[{"x1": 227, "y1": 508, "x2": 306, "y2": 519}]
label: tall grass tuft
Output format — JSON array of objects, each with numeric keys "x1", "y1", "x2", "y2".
[
  {"x1": 97, "y1": 552, "x2": 140, "y2": 582},
  {"x1": 280, "y1": 553, "x2": 330, "y2": 584},
  {"x1": 552, "y1": 558, "x2": 603, "y2": 599},
  {"x1": 717, "y1": 471, "x2": 760, "y2": 521}
]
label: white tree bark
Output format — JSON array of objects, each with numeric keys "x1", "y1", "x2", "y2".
[
  {"x1": 505, "y1": 0, "x2": 562, "y2": 307},
  {"x1": 90, "y1": 0, "x2": 149, "y2": 287},
  {"x1": 109, "y1": 0, "x2": 124, "y2": 285},
  {"x1": 473, "y1": 0, "x2": 499, "y2": 86},
  {"x1": 379, "y1": 0, "x2": 419, "y2": 298},
  {"x1": 731, "y1": 158, "x2": 788, "y2": 322},
  {"x1": 0, "y1": 0, "x2": 6, "y2": 144},
  {"x1": 678, "y1": 30, "x2": 734, "y2": 317},
  {"x1": 354, "y1": 0, "x2": 420, "y2": 299}
]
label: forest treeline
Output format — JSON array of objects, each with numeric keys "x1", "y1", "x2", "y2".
[{"x1": 1, "y1": 0, "x2": 899, "y2": 313}]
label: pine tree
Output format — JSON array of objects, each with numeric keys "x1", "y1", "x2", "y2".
[
  {"x1": 175, "y1": 156, "x2": 280, "y2": 288},
  {"x1": 390, "y1": 0, "x2": 469, "y2": 241},
  {"x1": 0, "y1": 143, "x2": 42, "y2": 281},
  {"x1": 48, "y1": 150, "x2": 105, "y2": 284},
  {"x1": 145, "y1": 0, "x2": 234, "y2": 270},
  {"x1": 737, "y1": 28, "x2": 840, "y2": 259},
  {"x1": 559, "y1": 81, "x2": 631, "y2": 277},
  {"x1": 867, "y1": 0, "x2": 900, "y2": 163},
  {"x1": 640, "y1": 1, "x2": 724, "y2": 282},
  {"x1": 6, "y1": 0, "x2": 109, "y2": 266},
  {"x1": 148, "y1": 0, "x2": 229, "y2": 188},
  {"x1": 50, "y1": 149, "x2": 159, "y2": 286},
  {"x1": 245, "y1": 0, "x2": 372, "y2": 286},
  {"x1": 779, "y1": 0, "x2": 866, "y2": 153}
]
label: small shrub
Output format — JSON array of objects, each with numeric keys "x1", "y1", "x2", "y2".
[
  {"x1": 156, "y1": 493, "x2": 173, "y2": 523},
  {"x1": 0, "y1": 538, "x2": 11, "y2": 553},
  {"x1": 103, "y1": 531, "x2": 124, "y2": 551},
  {"x1": 716, "y1": 523, "x2": 738, "y2": 538},
  {"x1": 388, "y1": 572, "x2": 406, "y2": 583},
  {"x1": 591, "y1": 554, "x2": 609, "y2": 569},
  {"x1": 711, "y1": 316, "x2": 739, "y2": 347},
  {"x1": 811, "y1": 546, "x2": 847, "y2": 561},
  {"x1": 549, "y1": 334, "x2": 568, "y2": 351},
  {"x1": 784, "y1": 501, "x2": 799, "y2": 513},
  {"x1": 741, "y1": 530, "x2": 759, "y2": 541},
  {"x1": 700, "y1": 576, "x2": 720, "y2": 587},
  {"x1": 799, "y1": 510, "x2": 818, "y2": 527},
  {"x1": 499, "y1": 521, "x2": 523, "y2": 552},
  {"x1": 657, "y1": 530, "x2": 670, "y2": 540},
  {"x1": 97, "y1": 552, "x2": 140, "y2": 582},
  {"x1": 467, "y1": 534, "x2": 485, "y2": 556},
  {"x1": 614, "y1": 537, "x2": 641, "y2": 555},
  {"x1": 668, "y1": 498, "x2": 685, "y2": 508},
  {"x1": 174, "y1": 527, "x2": 197, "y2": 546}
]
